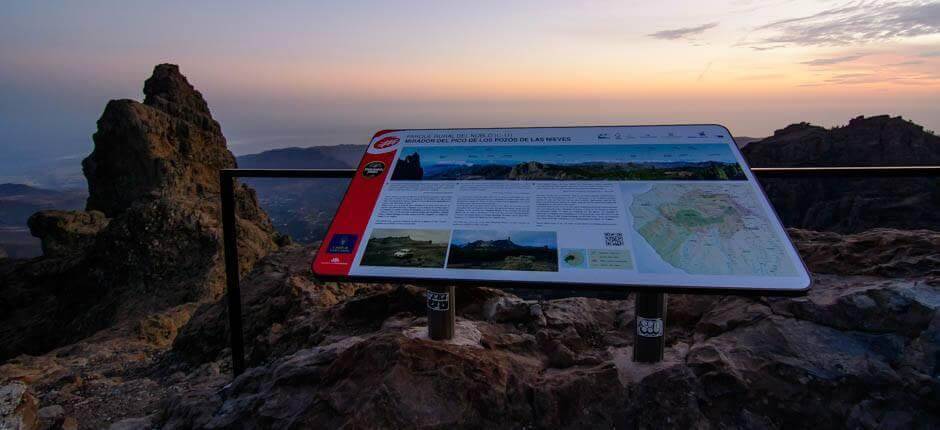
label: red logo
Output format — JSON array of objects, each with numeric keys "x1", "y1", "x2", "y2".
[{"x1": 373, "y1": 136, "x2": 400, "y2": 149}]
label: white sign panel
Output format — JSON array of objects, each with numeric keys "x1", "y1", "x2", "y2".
[{"x1": 314, "y1": 125, "x2": 811, "y2": 292}]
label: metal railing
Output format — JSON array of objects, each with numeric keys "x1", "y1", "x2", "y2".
[{"x1": 220, "y1": 165, "x2": 940, "y2": 375}]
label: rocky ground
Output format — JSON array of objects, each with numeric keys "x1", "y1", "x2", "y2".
[
  {"x1": 1, "y1": 65, "x2": 937, "y2": 429},
  {"x1": 2, "y1": 228, "x2": 938, "y2": 429}
]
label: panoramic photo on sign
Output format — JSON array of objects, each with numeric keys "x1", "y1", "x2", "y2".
[{"x1": 313, "y1": 126, "x2": 811, "y2": 291}]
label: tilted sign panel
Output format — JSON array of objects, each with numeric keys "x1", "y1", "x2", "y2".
[{"x1": 313, "y1": 125, "x2": 810, "y2": 292}]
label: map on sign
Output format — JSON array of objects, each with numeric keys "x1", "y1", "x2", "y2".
[
  {"x1": 313, "y1": 125, "x2": 811, "y2": 292},
  {"x1": 626, "y1": 183, "x2": 796, "y2": 277}
]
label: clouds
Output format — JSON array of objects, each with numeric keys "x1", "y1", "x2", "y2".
[
  {"x1": 821, "y1": 71, "x2": 939, "y2": 85},
  {"x1": 648, "y1": 22, "x2": 718, "y2": 40},
  {"x1": 750, "y1": 1, "x2": 940, "y2": 48},
  {"x1": 801, "y1": 53, "x2": 867, "y2": 66}
]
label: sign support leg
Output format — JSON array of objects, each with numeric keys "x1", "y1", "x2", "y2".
[
  {"x1": 633, "y1": 292, "x2": 666, "y2": 363},
  {"x1": 427, "y1": 285, "x2": 455, "y2": 340}
]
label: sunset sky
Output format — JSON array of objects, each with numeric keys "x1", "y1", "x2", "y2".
[{"x1": 2, "y1": 1, "x2": 939, "y2": 175}]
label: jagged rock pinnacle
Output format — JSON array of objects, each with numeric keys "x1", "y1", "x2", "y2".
[
  {"x1": 83, "y1": 64, "x2": 234, "y2": 216},
  {"x1": 6, "y1": 64, "x2": 278, "y2": 360},
  {"x1": 143, "y1": 63, "x2": 221, "y2": 135}
]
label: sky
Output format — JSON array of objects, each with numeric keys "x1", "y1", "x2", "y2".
[
  {"x1": 2, "y1": 1, "x2": 939, "y2": 178},
  {"x1": 401, "y1": 144, "x2": 739, "y2": 166}
]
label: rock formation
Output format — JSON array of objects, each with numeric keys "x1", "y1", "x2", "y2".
[
  {"x1": 26, "y1": 210, "x2": 108, "y2": 258},
  {"x1": 0, "y1": 64, "x2": 278, "y2": 360},
  {"x1": 743, "y1": 115, "x2": 940, "y2": 232},
  {"x1": 2, "y1": 82, "x2": 938, "y2": 428},
  {"x1": 0, "y1": 381, "x2": 38, "y2": 430},
  {"x1": 83, "y1": 64, "x2": 230, "y2": 217},
  {"x1": 744, "y1": 115, "x2": 940, "y2": 167},
  {"x1": 153, "y1": 228, "x2": 937, "y2": 428},
  {"x1": 391, "y1": 152, "x2": 423, "y2": 180}
]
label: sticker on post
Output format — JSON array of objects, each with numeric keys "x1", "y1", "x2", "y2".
[
  {"x1": 427, "y1": 291, "x2": 449, "y2": 311},
  {"x1": 637, "y1": 317, "x2": 663, "y2": 338}
]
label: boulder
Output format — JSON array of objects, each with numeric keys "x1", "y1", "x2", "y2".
[
  {"x1": 0, "y1": 382, "x2": 38, "y2": 430},
  {"x1": 27, "y1": 210, "x2": 108, "y2": 258}
]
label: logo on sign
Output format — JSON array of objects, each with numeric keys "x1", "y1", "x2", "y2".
[
  {"x1": 427, "y1": 291, "x2": 449, "y2": 311},
  {"x1": 362, "y1": 161, "x2": 385, "y2": 178},
  {"x1": 637, "y1": 317, "x2": 663, "y2": 337},
  {"x1": 327, "y1": 234, "x2": 357, "y2": 254},
  {"x1": 373, "y1": 136, "x2": 400, "y2": 150}
]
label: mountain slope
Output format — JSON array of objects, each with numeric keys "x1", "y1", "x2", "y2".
[{"x1": 237, "y1": 144, "x2": 365, "y2": 170}]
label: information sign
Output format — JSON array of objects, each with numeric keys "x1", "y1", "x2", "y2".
[{"x1": 313, "y1": 125, "x2": 811, "y2": 292}]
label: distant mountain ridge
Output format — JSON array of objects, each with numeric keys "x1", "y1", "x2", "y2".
[
  {"x1": 462, "y1": 238, "x2": 524, "y2": 250},
  {"x1": 237, "y1": 144, "x2": 366, "y2": 169},
  {"x1": 0, "y1": 183, "x2": 86, "y2": 258},
  {"x1": 394, "y1": 156, "x2": 745, "y2": 181},
  {"x1": 3, "y1": 115, "x2": 937, "y2": 257},
  {"x1": 0, "y1": 183, "x2": 86, "y2": 225},
  {"x1": 235, "y1": 144, "x2": 366, "y2": 243},
  {"x1": 744, "y1": 115, "x2": 940, "y2": 232},
  {"x1": 744, "y1": 115, "x2": 940, "y2": 167}
]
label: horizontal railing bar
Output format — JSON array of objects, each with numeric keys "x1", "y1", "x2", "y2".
[
  {"x1": 222, "y1": 168, "x2": 357, "y2": 179},
  {"x1": 223, "y1": 166, "x2": 940, "y2": 179},
  {"x1": 750, "y1": 166, "x2": 940, "y2": 177}
]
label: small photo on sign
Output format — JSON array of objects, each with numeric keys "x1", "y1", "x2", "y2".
[
  {"x1": 560, "y1": 248, "x2": 587, "y2": 269},
  {"x1": 447, "y1": 230, "x2": 558, "y2": 272},
  {"x1": 360, "y1": 229, "x2": 450, "y2": 268}
]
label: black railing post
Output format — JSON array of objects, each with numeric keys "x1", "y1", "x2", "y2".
[
  {"x1": 219, "y1": 168, "x2": 356, "y2": 378},
  {"x1": 220, "y1": 170, "x2": 246, "y2": 376}
]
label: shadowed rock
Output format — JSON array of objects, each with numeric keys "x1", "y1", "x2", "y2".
[
  {"x1": 84, "y1": 64, "x2": 232, "y2": 217},
  {"x1": 2, "y1": 226, "x2": 938, "y2": 427},
  {"x1": 27, "y1": 210, "x2": 108, "y2": 258},
  {"x1": 157, "y1": 228, "x2": 940, "y2": 429},
  {"x1": 1, "y1": 64, "x2": 278, "y2": 360},
  {"x1": 744, "y1": 115, "x2": 940, "y2": 233}
]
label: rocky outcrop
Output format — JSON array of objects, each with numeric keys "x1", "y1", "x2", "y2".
[
  {"x1": 791, "y1": 228, "x2": 940, "y2": 279},
  {"x1": 83, "y1": 64, "x2": 230, "y2": 217},
  {"x1": 1, "y1": 228, "x2": 937, "y2": 428},
  {"x1": 391, "y1": 152, "x2": 423, "y2": 180},
  {"x1": 152, "y1": 228, "x2": 940, "y2": 428},
  {"x1": 0, "y1": 64, "x2": 278, "y2": 360},
  {"x1": 744, "y1": 115, "x2": 940, "y2": 233},
  {"x1": 26, "y1": 211, "x2": 108, "y2": 258},
  {"x1": 744, "y1": 115, "x2": 940, "y2": 167}
]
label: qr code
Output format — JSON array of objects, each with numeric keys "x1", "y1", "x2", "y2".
[{"x1": 604, "y1": 232, "x2": 624, "y2": 247}]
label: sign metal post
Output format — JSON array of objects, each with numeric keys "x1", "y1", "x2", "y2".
[
  {"x1": 427, "y1": 285, "x2": 455, "y2": 340},
  {"x1": 633, "y1": 292, "x2": 666, "y2": 363}
]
